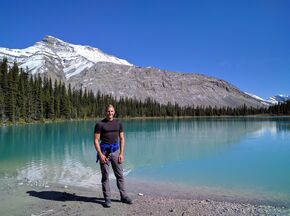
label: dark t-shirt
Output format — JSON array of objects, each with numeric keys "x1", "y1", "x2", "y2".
[{"x1": 94, "y1": 118, "x2": 124, "y2": 144}]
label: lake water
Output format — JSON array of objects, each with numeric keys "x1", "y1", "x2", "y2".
[{"x1": 1, "y1": 117, "x2": 290, "y2": 207}]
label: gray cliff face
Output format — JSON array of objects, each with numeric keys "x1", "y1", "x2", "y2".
[
  {"x1": 68, "y1": 62, "x2": 263, "y2": 108},
  {"x1": 0, "y1": 36, "x2": 264, "y2": 108}
]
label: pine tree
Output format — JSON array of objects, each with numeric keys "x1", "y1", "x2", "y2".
[
  {"x1": 26, "y1": 76, "x2": 34, "y2": 122},
  {"x1": 35, "y1": 75, "x2": 44, "y2": 120},
  {"x1": 67, "y1": 83, "x2": 73, "y2": 118},
  {"x1": 60, "y1": 82, "x2": 70, "y2": 119},
  {"x1": 0, "y1": 58, "x2": 8, "y2": 122},
  {"x1": 0, "y1": 60, "x2": 5, "y2": 122},
  {"x1": 6, "y1": 64, "x2": 17, "y2": 123},
  {"x1": 48, "y1": 78, "x2": 55, "y2": 119},
  {"x1": 18, "y1": 69, "x2": 28, "y2": 120},
  {"x1": 54, "y1": 80, "x2": 60, "y2": 118},
  {"x1": 42, "y1": 76, "x2": 49, "y2": 118}
]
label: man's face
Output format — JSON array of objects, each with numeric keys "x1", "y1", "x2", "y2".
[{"x1": 106, "y1": 107, "x2": 115, "y2": 120}]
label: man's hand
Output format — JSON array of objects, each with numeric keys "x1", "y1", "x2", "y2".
[
  {"x1": 99, "y1": 154, "x2": 107, "y2": 164},
  {"x1": 118, "y1": 154, "x2": 124, "y2": 164}
]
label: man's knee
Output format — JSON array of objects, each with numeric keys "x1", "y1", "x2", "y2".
[
  {"x1": 101, "y1": 165, "x2": 110, "y2": 182},
  {"x1": 113, "y1": 166, "x2": 124, "y2": 179}
]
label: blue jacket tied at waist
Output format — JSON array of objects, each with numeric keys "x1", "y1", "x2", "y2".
[{"x1": 96, "y1": 142, "x2": 119, "y2": 163}]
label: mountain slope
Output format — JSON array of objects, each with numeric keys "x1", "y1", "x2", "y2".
[{"x1": 68, "y1": 62, "x2": 264, "y2": 108}]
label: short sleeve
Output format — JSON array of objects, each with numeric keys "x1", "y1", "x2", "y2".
[
  {"x1": 94, "y1": 123, "x2": 101, "y2": 134},
  {"x1": 119, "y1": 122, "x2": 124, "y2": 132}
]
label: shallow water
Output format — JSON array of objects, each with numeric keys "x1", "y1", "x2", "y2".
[{"x1": 1, "y1": 117, "x2": 290, "y2": 207}]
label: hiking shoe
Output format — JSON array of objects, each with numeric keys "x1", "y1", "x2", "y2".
[
  {"x1": 121, "y1": 196, "x2": 133, "y2": 204},
  {"x1": 103, "y1": 198, "x2": 111, "y2": 208}
]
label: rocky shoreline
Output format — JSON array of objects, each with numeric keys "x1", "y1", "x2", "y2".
[{"x1": 25, "y1": 188, "x2": 289, "y2": 216}]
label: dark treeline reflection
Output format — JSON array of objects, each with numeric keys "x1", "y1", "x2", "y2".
[{"x1": 276, "y1": 124, "x2": 290, "y2": 133}]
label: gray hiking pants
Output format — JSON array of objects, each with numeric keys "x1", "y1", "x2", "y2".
[{"x1": 99, "y1": 149, "x2": 127, "y2": 199}]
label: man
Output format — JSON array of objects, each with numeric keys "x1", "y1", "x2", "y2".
[{"x1": 94, "y1": 104, "x2": 133, "y2": 208}]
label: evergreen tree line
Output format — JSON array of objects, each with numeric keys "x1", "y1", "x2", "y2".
[
  {"x1": 0, "y1": 58, "x2": 289, "y2": 124},
  {"x1": 267, "y1": 100, "x2": 290, "y2": 115}
]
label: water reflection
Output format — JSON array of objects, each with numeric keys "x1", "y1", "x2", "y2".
[
  {"x1": 0, "y1": 121, "x2": 97, "y2": 181},
  {"x1": 124, "y1": 118, "x2": 278, "y2": 166},
  {"x1": 0, "y1": 117, "x2": 289, "y2": 190}
]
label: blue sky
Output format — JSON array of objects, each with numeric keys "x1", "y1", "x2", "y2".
[{"x1": 1, "y1": 0, "x2": 290, "y2": 99}]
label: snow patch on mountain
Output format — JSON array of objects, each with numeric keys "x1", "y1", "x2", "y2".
[
  {"x1": 244, "y1": 92, "x2": 272, "y2": 106},
  {"x1": 245, "y1": 92, "x2": 264, "y2": 101},
  {"x1": 20, "y1": 55, "x2": 46, "y2": 74}
]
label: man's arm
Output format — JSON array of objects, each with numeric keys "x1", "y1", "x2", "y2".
[
  {"x1": 94, "y1": 133, "x2": 107, "y2": 164},
  {"x1": 118, "y1": 131, "x2": 125, "y2": 164}
]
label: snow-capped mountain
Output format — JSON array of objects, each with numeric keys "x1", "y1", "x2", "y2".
[
  {"x1": 0, "y1": 36, "x2": 266, "y2": 108},
  {"x1": 245, "y1": 93, "x2": 290, "y2": 105},
  {"x1": 266, "y1": 95, "x2": 290, "y2": 104},
  {"x1": 0, "y1": 35, "x2": 132, "y2": 79}
]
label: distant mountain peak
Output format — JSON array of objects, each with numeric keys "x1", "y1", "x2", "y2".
[
  {"x1": 267, "y1": 95, "x2": 290, "y2": 104},
  {"x1": 245, "y1": 92, "x2": 290, "y2": 105},
  {"x1": 42, "y1": 35, "x2": 66, "y2": 44}
]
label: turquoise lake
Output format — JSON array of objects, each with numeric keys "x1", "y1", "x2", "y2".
[{"x1": 1, "y1": 117, "x2": 290, "y2": 206}]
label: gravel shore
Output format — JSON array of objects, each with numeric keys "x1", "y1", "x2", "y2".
[
  {"x1": 1, "y1": 178, "x2": 289, "y2": 216},
  {"x1": 25, "y1": 189, "x2": 289, "y2": 216}
]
